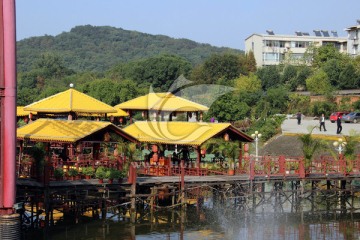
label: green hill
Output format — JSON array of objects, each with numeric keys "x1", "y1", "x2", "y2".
[{"x1": 17, "y1": 25, "x2": 242, "y2": 72}]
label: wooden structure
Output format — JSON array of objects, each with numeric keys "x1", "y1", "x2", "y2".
[
  {"x1": 114, "y1": 92, "x2": 209, "y2": 122},
  {"x1": 123, "y1": 121, "x2": 253, "y2": 176},
  {"x1": 16, "y1": 119, "x2": 137, "y2": 181},
  {"x1": 23, "y1": 87, "x2": 117, "y2": 120}
]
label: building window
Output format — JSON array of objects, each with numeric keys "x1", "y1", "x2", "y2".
[
  {"x1": 292, "y1": 41, "x2": 309, "y2": 48},
  {"x1": 279, "y1": 41, "x2": 286, "y2": 48},
  {"x1": 263, "y1": 53, "x2": 280, "y2": 62}
]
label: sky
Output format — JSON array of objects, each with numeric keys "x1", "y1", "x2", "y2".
[{"x1": 16, "y1": 0, "x2": 360, "y2": 50}]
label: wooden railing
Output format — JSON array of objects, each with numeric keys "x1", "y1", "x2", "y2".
[{"x1": 17, "y1": 154, "x2": 360, "y2": 181}]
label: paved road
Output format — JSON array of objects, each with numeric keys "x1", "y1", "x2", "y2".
[{"x1": 281, "y1": 118, "x2": 360, "y2": 136}]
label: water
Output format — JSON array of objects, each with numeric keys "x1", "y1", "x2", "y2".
[{"x1": 23, "y1": 185, "x2": 360, "y2": 240}]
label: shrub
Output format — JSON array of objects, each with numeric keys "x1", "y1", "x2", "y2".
[
  {"x1": 54, "y1": 168, "x2": 64, "y2": 178},
  {"x1": 67, "y1": 168, "x2": 79, "y2": 177},
  {"x1": 95, "y1": 166, "x2": 107, "y2": 179},
  {"x1": 82, "y1": 166, "x2": 95, "y2": 176},
  {"x1": 107, "y1": 168, "x2": 122, "y2": 179}
]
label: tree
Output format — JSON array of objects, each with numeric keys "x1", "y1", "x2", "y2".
[
  {"x1": 281, "y1": 65, "x2": 297, "y2": 90},
  {"x1": 264, "y1": 86, "x2": 289, "y2": 114},
  {"x1": 206, "y1": 94, "x2": 250, "y2": 122},
  {"x1": 111, "y1": 54, "x2": 192, "y2": 91},
  {"x1": 312, "y1": 44, "x2": 343, "y2": 69},
  {"x1": 245, "y1": 51, "x2": 257, "y2": 73},
  {"x1": 256, "y1": 65, "x2": 281, "y2": 90},
  {"x1": 305, "y1": 69, "x2": 332, "y2": 95},
  {"x1": 338, "y1": 63, "x2": 359, "y2": 89},
  {"x1": 322, "y1": 59, "x2": 343, "y2": 87},
  {"x1": 287, "y1": 93, "x2": 311, "y2": 114},
  {"x1": 234, "y1": 73, "x2": 261, "y2": 93},
  {"x1": 191, "y1": 53, "x2": 243, "y2": 85},
  {"x1": 295, "y1": 66, "x2": 312, "y2": 91},
  {"x1": 80, "y1": 79, "x2": 121, "y2": 106},
  {"x1": 298, "y1": 127, "x2": 327, "y2": 170}
]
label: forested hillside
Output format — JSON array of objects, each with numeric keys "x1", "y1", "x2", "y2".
[{"x1": 17, "y1": 25, "x2": 242, "y2": 72}]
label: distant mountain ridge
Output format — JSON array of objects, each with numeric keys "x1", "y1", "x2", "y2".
[{"x1": 16, "y1": 25, "x2": 243, "y2": 72}]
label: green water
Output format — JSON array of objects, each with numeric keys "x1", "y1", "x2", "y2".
[{"x1": 23, "y1": 198, "x2": 360, "y2": 240}]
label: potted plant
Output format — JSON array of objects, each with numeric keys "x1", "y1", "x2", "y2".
[
  {"x1": 107, "y1": 168, "x2": 122, "y2": 184},
  {"x1": 82, "y1": 166, "x2": 95, "y2": 179},
  {"x1": 95, "y1": 166, "x2": 107, "y2": 183},
  {"x1": 54, "y1": 167, "x2": 64, "y2": 181},
  {"x1": 67, "y1": 168, "x2": 79, "y2": 180}
]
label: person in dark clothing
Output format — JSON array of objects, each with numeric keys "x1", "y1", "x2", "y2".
[
  {"x1": 336, "y1": 116, "x2": 342, "y2": 134},
  {"x1": 296, "y1": 112, "x2": 302, "y2": 125},
  {"x1": 319, "y1": 113, "x2": 327, "y2": 131},
  {"x1": 178, "y1": 146, "x2": 190, "y2": 161}
]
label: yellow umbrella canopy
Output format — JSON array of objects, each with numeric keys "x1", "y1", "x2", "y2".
[
  {"x1": 123, "y1": 121, "x2": 253, "y2": 146},
  {"x1": 16, "y1": 106, "x2": 36, "y2": 117},
  {"x1": 17, "y1": 119, "x2": 137, "y2": 143},
  {"x1": 24, "y1": 88, "x2": 117, "y2": 114},
  {"x1": 114, "y1": 92, "x2": 209, "y2": 112}
]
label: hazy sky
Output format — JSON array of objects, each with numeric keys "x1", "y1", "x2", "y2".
[{"x1": 16, "y1": 0, "x2": 360, "y2": 50}]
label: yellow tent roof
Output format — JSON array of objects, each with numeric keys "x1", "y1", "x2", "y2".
[
  {"x1": 17, "y1": 119, "x2": 135, "y2": 143},
  {"x1": 123, "y1": 121, "x2": 252, "y2": 146},
  {"x1": 114, "y1": 92, "x2": 209, "y2": 112},
  {"x1": 23, "y1": 88, "x2": 117, "y2": 114},
  {"x1": 108, "y1": 108, "x2": 129, "y2": 117},
  {"x1": 17, "y1": 106, "x2": 36, "y2": 117},
  {"x1": 77, "y1": 108, "x2": 128, "y2": 117}
]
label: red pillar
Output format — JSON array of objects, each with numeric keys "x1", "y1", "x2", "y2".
[
  {"x1": 196, "y1": 146, "x2": 201, "y2": 175},
  {"x1": 0, "y1": 0, "x2": 17, "y2": 215}
]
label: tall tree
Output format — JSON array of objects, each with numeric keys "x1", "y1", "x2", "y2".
[
  {"x1": 306, "y1": 69, "x2": 332, "y2": 95},
  {"x1": 256, "y1": 65, "x2": 281, "y2": 90},
  {"x1": 192, "y1": 53, "x2": 243, "y2": 85}
]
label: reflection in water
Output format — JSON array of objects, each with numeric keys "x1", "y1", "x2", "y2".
[{"x1": 24, "y1": 186, "x2": 360, "y2": 240}]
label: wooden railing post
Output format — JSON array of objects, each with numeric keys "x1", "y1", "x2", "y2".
[
  {"x1": 249, "y1": 159, "x2": 254, "y2": 180},
  {"x1": 279, "y1": 155, "x2": 285, "y2": 175},
  {"x1": 299, "y1": 158, "x2": 305, "y2": 178}
]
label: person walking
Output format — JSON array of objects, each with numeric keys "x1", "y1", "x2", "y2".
[
  {"x1": 336, "y1": 116, "x2": 342, "y2": 134},
  {"x1": 296, "y1": 111, "x2": 302, "y2": 125},
  {"x1": 319, "y1": 113, "x2": 327, "y2": 131}
]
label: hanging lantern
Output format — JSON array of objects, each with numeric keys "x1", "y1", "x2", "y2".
[
  {"x1": 110, "y1": 116, "x2": 114, "y2": 122},
  {"x1": 68, "y1": 114, "x2": 73, "y2": 120},
  {"x1": 119, "y1": 117, "x2": 123, "y2": 123},
  {"x1": 201, "y1": 148, "x2": 206, "y2": 158},
  {"x1": 29, "y1": 112, "x2": 33, "y2": 120},
  {"x1": 224, "y1": 133, "x2": 229, "y2": 141}
]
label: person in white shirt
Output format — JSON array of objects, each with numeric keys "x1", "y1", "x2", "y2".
[{"x1": 319, "y1": 113, "x2": 327, "y2": 132}]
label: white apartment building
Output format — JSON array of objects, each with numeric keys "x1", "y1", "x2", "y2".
[
  {"x1": 345, "y1": 20, "x2": 360, "y2": 56},
  {"x1": 245, "y1": 30, "x2": 347, "y2": 67}
]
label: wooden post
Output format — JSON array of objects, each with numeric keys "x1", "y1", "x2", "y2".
[
  {"x1": 196, "y1": 146, "x2": 201, "y2": 176},
  {"x1": 130, "y1": 165, "x2": 137, "y2": 223},
  {"x1": 181, "y1": 160, "x2": 185, "y2": 207}
]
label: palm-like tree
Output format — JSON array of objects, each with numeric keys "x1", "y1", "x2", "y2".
[
  {"x1": 298, "y1": 126, "x2": 326, "y2": 170},
  {"x1": 203, "y1": 138, "x2": 240, "y2": 172}
]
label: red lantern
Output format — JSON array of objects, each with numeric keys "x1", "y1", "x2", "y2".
[{"x1": 201, "y1": 149, "x2": 206, "y2": 155}]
